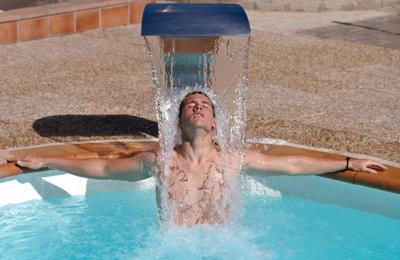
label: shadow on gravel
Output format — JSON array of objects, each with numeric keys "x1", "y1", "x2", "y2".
[
  {"x1": 300, "y1": 15, "x2": 400, "y2": 50},
  {"x1": 33, "y1": 115, "x2": 158, "y2": 138}
]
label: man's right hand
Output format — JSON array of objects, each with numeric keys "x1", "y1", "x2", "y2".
[
  {"x1": 0, "y1": 151, "x2": 15, "y2": 165},
  {"x1": 14, "y1": 156, "x2": 47, "y2": 170},
  {"x1": 0, "y1": 152, "x2": 46, "y2": 170}
]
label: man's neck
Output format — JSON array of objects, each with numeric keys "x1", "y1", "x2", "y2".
[{"x1": 179, "y1": 134, "x2": 216, "y2": 165}]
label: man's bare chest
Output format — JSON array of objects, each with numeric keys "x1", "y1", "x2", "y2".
[{"x1": 166, "y1": 160, "x2": 226, "y2": 201}]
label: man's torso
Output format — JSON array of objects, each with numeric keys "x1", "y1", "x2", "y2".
[{"x1": 155, "y1": 149, "x2": 241, "y2": 226}]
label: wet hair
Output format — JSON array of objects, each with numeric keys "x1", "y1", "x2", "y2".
[{"x1": 178, "y1": 91, "x2": 215, "y2": 119}]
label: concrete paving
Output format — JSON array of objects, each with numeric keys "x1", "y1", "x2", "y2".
[
  {"x1": 302, "y1": 15, "x2": 400, "y2": 50},
  {"x1": 0, "y1": 10, "x2": 399, "y2": 163}
]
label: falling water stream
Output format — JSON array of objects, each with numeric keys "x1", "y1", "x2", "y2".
[{"x1": 144, "y1": 35, "x2": 250, "y2": 224}]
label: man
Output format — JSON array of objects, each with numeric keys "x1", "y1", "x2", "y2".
[{"x1": 1, "y1": 92, "x2": 387, "y2": 225}]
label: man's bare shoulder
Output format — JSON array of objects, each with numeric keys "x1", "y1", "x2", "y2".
[{"x1": 213, "y1": 149, "x2": 242, "y2": 177}]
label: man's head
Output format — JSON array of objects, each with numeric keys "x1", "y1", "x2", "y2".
[
  {"x1": 179, "y1": 91, "x2": 215, "y2": 119},
  {"x1": 178, "y1": 91, "x2": 216, "y2": 137}
]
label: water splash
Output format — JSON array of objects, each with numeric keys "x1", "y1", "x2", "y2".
[
  {"x1": 145, "y1": 36, "x2": 250, "y2": 224},
  {"x1": 132, "y1": 224, "x2": 275, "y2": 259}
]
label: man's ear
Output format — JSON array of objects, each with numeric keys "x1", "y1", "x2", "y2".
[
  {"x1": 212, "y1": 119, "x2": 216, "y2": 129},
  {"x1": 178, "y1": 116, "x2": 185, "y2": 129}
]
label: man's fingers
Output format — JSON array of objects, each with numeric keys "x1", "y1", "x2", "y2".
[
  {"x1": 16, "y1": 160, "x2": 37, "y2": 169},
  {"x1": 360, "y1": 161, "x2": 387, "y2": 174},
  {"x1": 16, "y1": 160, "x2": 29, "y2": 167},
  {"x1": 364, "y1": 167, "x2": 378, "y2": 174},
  {"x1": 377, "y1": 163, "x2": 387, "y2": 170},
  {"x1": 367, "y1": 162, "x2": 387, "y2": 171}
]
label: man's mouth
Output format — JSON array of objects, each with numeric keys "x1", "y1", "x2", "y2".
[{"x1": 193, "y1": 113, "x2": 204, "y2": 117}]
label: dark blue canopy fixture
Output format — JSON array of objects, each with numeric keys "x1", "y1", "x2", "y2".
[{"x1": 141, "y1": 3, "x2": 251, "y2": 36}]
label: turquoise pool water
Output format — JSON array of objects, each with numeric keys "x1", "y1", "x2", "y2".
[{"x1": 1, "y1": 183, "x2": 399, "y2": 259}]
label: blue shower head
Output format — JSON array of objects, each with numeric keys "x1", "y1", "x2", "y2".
[{"x1": 141, "y1": 3, "x2": 251, "y2": 37}]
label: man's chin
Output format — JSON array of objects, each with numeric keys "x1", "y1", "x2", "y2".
[
  {"x1": 190, "y1": 117, "x2": 205, "y2": 124},
  {"x1": 187, "y1": 122, "x2": 211, "y2": 131}
]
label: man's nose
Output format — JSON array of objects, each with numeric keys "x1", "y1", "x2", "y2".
[{"x1": 194, "y1": 104, "x2": 202, "y2": 111}]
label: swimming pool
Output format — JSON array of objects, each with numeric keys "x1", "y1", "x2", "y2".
[{"x1": 1, "y1": 169, "x2": 399, "y2": 259}]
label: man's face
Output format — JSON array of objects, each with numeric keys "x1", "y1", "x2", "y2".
[{"x1": 179, "y1": 93, "x2": 215, "y2": 132}]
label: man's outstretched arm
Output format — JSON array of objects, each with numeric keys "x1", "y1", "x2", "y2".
[
  {"x1": 3, "y1": 151, "x2": 157, "y2": 182},
  {"x1": 244, "y1": 150, "x2": 387, "y2": 176}
]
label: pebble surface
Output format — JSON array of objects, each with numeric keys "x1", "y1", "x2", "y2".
[{"x1": 0, "y1": 10, "x2": 399, "y2": 163}]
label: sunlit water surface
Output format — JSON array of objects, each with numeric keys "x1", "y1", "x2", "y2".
[{"x1": 1, "y1": 182, "x2": 399, "y2": 260}]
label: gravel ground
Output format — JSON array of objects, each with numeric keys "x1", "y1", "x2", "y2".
[{"x1": 0, "y1": 10, "x2": 399, "y2": 163}]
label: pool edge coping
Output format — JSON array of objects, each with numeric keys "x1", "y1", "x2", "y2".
[{"x1": 1, "y1": 136, "x2": 399, "y2": 194}]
